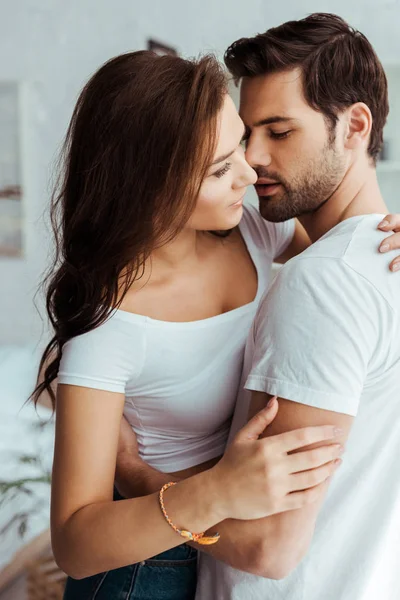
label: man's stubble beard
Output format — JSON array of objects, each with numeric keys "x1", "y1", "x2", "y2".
[{"x1": 258, "y1": 141, "x2": 346, "y2": 223}]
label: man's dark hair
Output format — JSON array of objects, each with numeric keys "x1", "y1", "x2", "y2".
[{"x1": 225, "y1": 13, "x2": 388, "y2": 162}]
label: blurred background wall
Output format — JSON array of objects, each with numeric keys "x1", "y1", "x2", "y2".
[{"x1": 1, "y1": 0, "x2": 399, "y2": 344}]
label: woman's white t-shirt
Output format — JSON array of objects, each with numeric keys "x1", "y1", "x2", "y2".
[{"x1": 58, "y1": 205, "x2": 294, "y2": 472}]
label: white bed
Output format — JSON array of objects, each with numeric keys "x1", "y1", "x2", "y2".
[{"x1": 0, "y1": 344, "x2": 54, "y2": 580}]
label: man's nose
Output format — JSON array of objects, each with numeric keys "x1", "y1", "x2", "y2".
[{"x1": 245, "y1": 140, "x2": 272, "y2": 170}]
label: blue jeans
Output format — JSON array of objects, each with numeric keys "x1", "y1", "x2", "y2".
[{"x1": 63, "y1": 489, "x2": 198, "y2": 600}]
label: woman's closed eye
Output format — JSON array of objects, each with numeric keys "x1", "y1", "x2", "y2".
[{"x1": 213, "y1": 162, "x2": 232, "y2": 178}]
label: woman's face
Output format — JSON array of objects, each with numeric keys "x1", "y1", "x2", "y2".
[{"x1": 186, "y1": 94, "x2": 257, "y2": 232}]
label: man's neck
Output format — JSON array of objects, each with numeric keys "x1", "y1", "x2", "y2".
[{"x1": 299, "y1": 162, "x2": 388, "y2": 243}]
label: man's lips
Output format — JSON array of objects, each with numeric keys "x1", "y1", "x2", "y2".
[
  {"x1": 256, "y1": 178, "x2": 280, "y2": 185},
  {"x1": 255, "y1": 180, "x2": 282, "y2": 197}
]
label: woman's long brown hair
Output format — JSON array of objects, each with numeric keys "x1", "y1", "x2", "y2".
[{"x1": 31, "y1": 51, "x2": 227, "y2": 408}]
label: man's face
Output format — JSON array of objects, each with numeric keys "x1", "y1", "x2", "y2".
[{"x1": 239, "y1": 68, "x2": 347, "y2": 222}]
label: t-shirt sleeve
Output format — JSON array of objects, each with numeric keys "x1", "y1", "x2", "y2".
[
  {"x1": 58, "y1": 317, "x2": 146, "y2": 394},
  {"x1": 245, "y1": 257, "x2": 388, "y2": 416},
  {"x1": 243, "y1": 204, "x2": 295, "y2": 261}
]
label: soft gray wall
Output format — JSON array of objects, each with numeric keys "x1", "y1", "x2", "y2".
[{"x1": 1, "y1": 0, "x2": 399, "y2": 344}]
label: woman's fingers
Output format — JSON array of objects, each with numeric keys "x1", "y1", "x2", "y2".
[
  {"x1": 272, "y1": 425, "x2": 343, "y2": 454},
  {"x1": 378, "y1": 232, "x2": 400, "y2": 272},
  {"x1": 378, "y1": 216, "x2": 400, "y2": 271},
  {"x1": 289, "y1": 459, "x2": 342, "y2": 492},
  {"x1": 234, "y1": 397, "x2": 278, "y2": 442},
  {"x1": 282, "y1": 459, "x2": 342, "y2": 511},
  {"x1": 288, "y1": 443, "x2": 343, "y2": 473},
  {"x1": 378, "y1": 214, "x2": 400, "y2": 233},
  {"x1": 388, "y1": 257, "x2": 400, "y2": 272},
  {"x1": 283, "y1": 481, "x2": 330, "y2": 511},
  {"x1": 379, "y1": 231, "x2": 400, "y2": 252}
]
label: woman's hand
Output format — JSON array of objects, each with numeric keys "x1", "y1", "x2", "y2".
[
  {"x1": 378, "y1": 214, "x2": 400, "y2": 271},
  {"x1": 210, "y1": 397, "x2": 342, "y2": 522}
]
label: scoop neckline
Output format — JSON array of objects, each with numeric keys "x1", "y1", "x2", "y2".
[{"x1": 112, "y1": 208, "x2": 261, "y2": 328}]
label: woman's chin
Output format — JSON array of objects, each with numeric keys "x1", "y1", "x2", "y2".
[
  {"x1": 222, "y1": 203, "x2": 244, "y2": 228},
  {"x1": 192, "y1": 205, "x2": 244, "y2": 233}
]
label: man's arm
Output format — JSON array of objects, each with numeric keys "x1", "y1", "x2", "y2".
[
  {"x1": 114, "y1": 448, "x2": 268, "y2": 570},
  {"x1": 114, "y1": 431, "x2": 272, "y2": 570},
  {"x1": 199, "y1": 393, "x2": 351, "y2": 578},
  {"x1": 203, "y1": 255, "x2": 383, "y2": 576},
  {"x1": 114, "y1": 416, "x2": 174, "y2": 498},
  {"x1": 114, "y1": 408, "x2": 344, "y2": 578},
  {"x1": 115, "y1": 452, "x2": 172, "y2": 498}
]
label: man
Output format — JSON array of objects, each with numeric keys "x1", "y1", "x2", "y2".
[
  {"x1": 194, "y1": 13, "x2": 400, "y2": 600},
  {"x1": 115, "y1": 13, "x2": 400, "y2": 600}
]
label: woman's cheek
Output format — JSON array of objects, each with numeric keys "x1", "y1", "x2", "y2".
[{"x1": 198, "y1": 185, "x2": 224, "y2": 211}]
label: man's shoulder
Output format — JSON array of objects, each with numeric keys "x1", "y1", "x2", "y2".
[
  {"x1": 295, "y1": 214, "x2": 384, "y2": 263},
  {"x1": 274, "y1": 214, "x2": 398, "y2": 312}
]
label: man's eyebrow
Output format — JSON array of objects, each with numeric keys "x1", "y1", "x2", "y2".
[
  {"x1": 254, "y1": 116, "x2": 295, "y2": 127},
  {"x1": 210, "y1": 124, "x2": 246, "y2": 167}
]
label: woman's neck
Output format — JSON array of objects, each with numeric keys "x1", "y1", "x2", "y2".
[{"x1": 151, "y1": 228, "x2": 203, "y2": 271}]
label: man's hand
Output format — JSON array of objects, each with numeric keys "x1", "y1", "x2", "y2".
[
  {"x1": 115, "y1": 416, "x2": 172, "y2": 498},
  {"x1": 117, "y1": 414, "x2": 140, "y2": 457}
]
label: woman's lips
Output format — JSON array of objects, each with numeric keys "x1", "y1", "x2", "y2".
[{"x1": 230, "y1": 193, "x2": 246, "y2": 207}]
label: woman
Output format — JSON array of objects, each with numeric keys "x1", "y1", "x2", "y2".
[{"x1": 31, "y1": 51, "x2": 400, "y2": 600}]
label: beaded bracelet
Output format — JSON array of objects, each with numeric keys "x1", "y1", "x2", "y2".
[{"x1": 159, "y1": 482, "x2": 220, "y2": 546}]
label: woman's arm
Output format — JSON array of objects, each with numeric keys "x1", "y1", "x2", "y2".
[
  {"x1": 52, "y1": 384, "x2": 222, "y2": 579},
  {"x1": 52, "y1": 387, "x2": 341, "y2": 579}
]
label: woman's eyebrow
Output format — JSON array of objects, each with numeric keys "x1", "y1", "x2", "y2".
[{"x1": 211, "y1": 125, "x2": 246, "y2": 166}]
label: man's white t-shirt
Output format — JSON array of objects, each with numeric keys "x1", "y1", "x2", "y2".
[{"x1": 197, "y1": 214, "x2": 400, "y2": 600}]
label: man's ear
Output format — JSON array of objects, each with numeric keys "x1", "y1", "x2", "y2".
[{"x1": 344, "y1": 102, "x2": 372, "y2": 152}]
